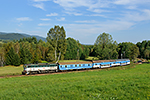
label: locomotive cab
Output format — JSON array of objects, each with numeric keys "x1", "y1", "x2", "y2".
[{"x1": 22, "y1": 65, "x2": 29, "y2": 75}]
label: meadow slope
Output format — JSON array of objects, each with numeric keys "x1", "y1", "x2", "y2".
[{"x1": 0, "y1": 64, "x2": 150, "y2": 100}]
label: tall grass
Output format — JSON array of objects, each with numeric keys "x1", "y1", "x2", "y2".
[{"x1": 0, "y1": 64, "x2": 150, "y2": 100}]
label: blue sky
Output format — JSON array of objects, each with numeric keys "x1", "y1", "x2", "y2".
[{"x1": 0, "y1": 0, "x2": 150, "y2": 44}]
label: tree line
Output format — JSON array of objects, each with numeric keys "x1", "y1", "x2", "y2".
[{"x1": 0, "y1": 25, "x2": 149, "y2": 66}]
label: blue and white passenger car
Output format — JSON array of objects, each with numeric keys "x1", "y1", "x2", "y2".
[
  {"x1": 92, "y1": 60, "x2": 116, "y2": 68},
  {"x1": 58, "y1": 61, "x2": 93, "y2": 71},
  {"x1": 92, "y1": 59, "x2": 130, "y2": 68},
  {"x1": 115, "y1": 59, "x2": 130, "y2": 66}
]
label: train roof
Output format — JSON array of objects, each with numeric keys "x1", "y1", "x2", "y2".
[
  {"x1": 24, "y1": 63, "x2": 57, "y2": 66},
  {"x1": 115, "y1": 59, "x2": 130, "y2": 61},
  {"x1": 58, "y1": 61, "x2": 92, "y2": 65},
  {"x1": 92, "y1": 60, "x2": 115, "y2": 63}
]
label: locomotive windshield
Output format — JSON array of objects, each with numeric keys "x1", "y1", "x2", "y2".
[{"x1": 23, "y1": 65, "x2": 27, "y2": 68}]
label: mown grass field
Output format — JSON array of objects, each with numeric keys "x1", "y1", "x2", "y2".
[
  {"x1": 0, "y1": 65, "x2": 23, "y2": 76},
  {"x1": 0, "y1": 64, "x2": 150, "y2": 100}
]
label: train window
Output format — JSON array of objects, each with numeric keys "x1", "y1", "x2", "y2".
[
  {"x1": 75, "y1": 65, "x2": 77, "y2": 67},
  {"x1": 65, "y1": 65, "x2": 67, "y2": 68},
  {"x1": 88, "y1": 64, "x2": 91, "y2": 66},
  {"x1": 79, "y1": 64, "x2": 81, "y2": 67},
  {"x1": 28, "y1": 66, "x2": 31, "y2": 68},
  {"x1": 60, "y1": 66, "x2": 62, "y2": 68},
  {"x1": 70, "y1": 65, "x2": 73, "y2": 67},
  {"x1": 95, "y1": 64, "x2": 97, "y2": 65},
  {"x1": 83, "y1": 64, "x2": 85, "y2": 66}
]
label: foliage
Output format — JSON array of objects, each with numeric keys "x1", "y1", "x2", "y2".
[
  {"x1": 94, "y1": 32, "x2": 118, "y2": 60},
  {"x1": 5, "y1": 47, "x2": 20, "y2": 66},
  {"x1": 0, "y1": 64, "x2": 149, "y2": 100},
  {"x1": 1, "y1": 27, "x2": 149, "y2": 66},
  {"x1": 64, "y1": 38, "x2": 89, "y2": 60},
  {"x1": 64, "y1": 37, "x2": 79, "y2": 60},
  {"x1": 136, "y1": 40, "x2": 150, "y2": 60},
  {"x1": 46, "y1": 25, "x2": 67, "y2": 62},
  {"x1": 118, "y1": 42, "x2": 139, "y2": 60},
  {"x1": 0, "y1": 46, "x2": 5, "y2": 66}
]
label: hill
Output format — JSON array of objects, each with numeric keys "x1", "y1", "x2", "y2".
[{"x1": 0, "y1": 32, "x2": 46, "y2": 42}]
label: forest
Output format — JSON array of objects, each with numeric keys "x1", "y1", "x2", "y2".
[{"x1": 0, "y1": 25, "x2": 149, "y2": 66}]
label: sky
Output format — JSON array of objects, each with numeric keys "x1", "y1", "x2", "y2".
[{"x1": 0, "y1": 0, "x2": 150, "y2": 44}]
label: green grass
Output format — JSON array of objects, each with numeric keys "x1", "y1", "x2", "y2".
[
  {"x1": 41, "y1": 61, "x2": 49, "y2": 63},
  {"x1": 0, "y1": 65, "x2": 23, "y2": 76},
  {"x1": 0, "y1": 64, "x2": 150, "y2": 100},
  {"x1": 85, "y1": 56, "x2": 99, "y2": 60}
]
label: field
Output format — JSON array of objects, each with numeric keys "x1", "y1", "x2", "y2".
[
  {"x1": 0, "y1": 65, "x2": 23, "y2": 76},
  {"x1": 0, "y1": 64, "x2": 150, "y2": 100}
]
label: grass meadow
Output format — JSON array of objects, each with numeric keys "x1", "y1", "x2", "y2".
[
  {"x1": 0, "y1": 65, "x2": 23, "y2": 76},
  {"x1": 0, "y1": 64, "x2": 150, "y2": 100}
]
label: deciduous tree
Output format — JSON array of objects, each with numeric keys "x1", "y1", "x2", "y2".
[{"x1": 46, "y1": 25, "x2": 67, "y2": 62}]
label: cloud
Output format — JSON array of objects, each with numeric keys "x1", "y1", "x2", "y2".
[
  {"x1": 46, "y1": 13, "x2": 58, "y2": 16},
  {"x1": 75, "y1": 20, "x2": 97, "y2": 23},
  {"x1": 18, "y1": 23, "x2": 23, "y2": 27},
  {"x1": 87, "y1": 14, "x2": 107, "y2": 18},
  {"x1": 16, "y1": 17, "x2": 32, "y2": 21},
  {"x1": 63, "y1": 20, "x2": 135, "y2": 44},
  {"x1": 40, "y1": 18, "x2": 51, "y2": 21},
  {"x1": 38, "y1": 23, "x2": 50, "y2": 26},
  {"x1": 65, "y1": 11, "x2": 82, "y2": 16},
  {"x1": 33, "y1": 3, "x2": 45, "y2": 10},
  {"x1": 53, "y1": 0, "x2": 112, "y2": 14},
  {"x1": 56, "y1": 17, "x2": 65, "y2": 21},
  {"x1": 120, "y1": 9, "x2": 150, "y2": 22},
  {"x1": 33, "y1": 0, "x2": 50, "y2": 2},
  {"x1": 114, "y1": 0, "x2": 150, "y2": 5}
]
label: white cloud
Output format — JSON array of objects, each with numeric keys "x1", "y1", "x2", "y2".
[
  {"x1": 40, "y1": 18, "x2": 51, "y2": 21},
  {"x1": 33, "y1": 0, "x2": 50, "y2": 2},
  {"x1": 63, "y1": 20, "x2": 135, "y2": 44},
  {"x1": 121, "y1": 9, "x2": 150, "y2": 22},
  {"x1": 56, "y1": 17, "x2": 65, "y2": 21},
  {"x1": 46, "y1": 13, "x2": 58, "y2": 16},
  {"x1": 65, "y1": 11, "x2": 82, "y2": 16},
  {"x1": 52, "y1": 0, "x2": 113, "y2": 15},
  {"x1": 87, "y1": 14, "x2": 107, "y2": 18},
  {"x1": 16, "y1": 17, "x2": 32, "y2": 21},
  {"x1": 38, "y1": 23, "x2": 50, "y2": 26},
  {"x1": 33, "y1": 3, "x2": 45, "y2": 10},
  {"x1": 114, "y1": 0, "x2": 150, "y2": 5},
  {"x1": 75, "y1": 20, "x2": 97, "y2": 23},
  {"x1": 18, "y1": 23, "x2": 23, "y2": 27}
]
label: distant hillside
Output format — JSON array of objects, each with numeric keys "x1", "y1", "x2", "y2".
[{"x1": 0, "y1": 32, "x2": 46, "y2": 42}]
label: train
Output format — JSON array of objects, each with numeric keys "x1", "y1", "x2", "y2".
[{"x1": 22, "y1": 59, "x2": 130, "y2": 75}]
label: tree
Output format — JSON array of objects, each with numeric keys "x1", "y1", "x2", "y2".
[
  {"x1": 118, "y1": 42, "x2": 139, "y2": 60},
  {"x1": 19, "y1": 45, "x2": 32, "y2": 64},
  {"x1": 136, "y1": 40, "x2": 150, "y2": 59},
  {"x1": 46, "y1": 25, "x2": 67, "y2": 62},
  {"x1": 13, "y1": 53, "x2": 20, "y2": 66},
  {"x1": 64, "y1": 37, "x2": 80, "y2": 60},
  {"x1": 5, "y1": 47, "x2": 20, "y2": 66},
  {"x1": 0, "y1": 46, "x2": 5, "y2": 66},
  {"x1": 94, "y1": 32, "x2": 118, "y2": 60}
]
